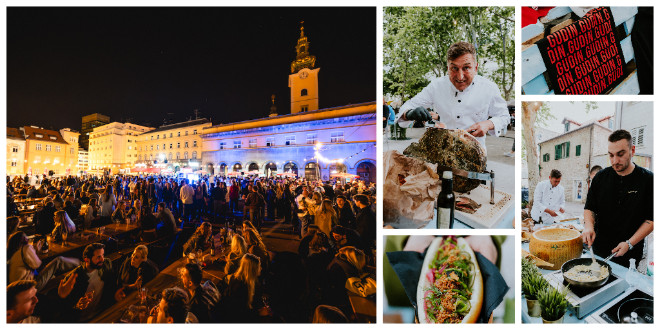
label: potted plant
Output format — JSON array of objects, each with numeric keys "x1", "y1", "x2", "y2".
[
  {"x1": 538, "y1": 285, "x2": 569, "y2": 323},
  {"x1": 522, "y1": 271, "x2": 548, "y2": 317}
]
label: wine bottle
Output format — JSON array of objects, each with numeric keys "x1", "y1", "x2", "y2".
[
  {"x1": 210, "y1": 234, "x2": 216, "y2": 256},
  {"x1": 437, "y1": 171, "x2": 455, "y2": 229}
]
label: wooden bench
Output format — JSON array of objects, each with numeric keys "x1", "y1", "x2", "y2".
[{"x1": 522, "y1": 7, "x2": 639, "y2": 94}]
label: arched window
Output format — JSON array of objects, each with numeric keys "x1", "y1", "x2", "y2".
[
  {"x1": 176, "y1": 152, "x2": 180, "y2": 159},
  {"x1": 168, "y1": 153, "x2": 173, "y2": 160},
  {"x1": 184, "y1": 151, "x2": 189, "y2": 159},
  {"x1": 192, "y1": 151, "x2": 197, "y2": 159},
  {"x1": 301, "y1": 88, "x2": 308, "y2": 96}
]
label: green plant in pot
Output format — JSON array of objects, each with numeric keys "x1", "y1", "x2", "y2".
[
  {"x1": 522, "y1": 271, "x2": 548, "y2": 317},
  {"x1": 538, "y1": 285, "x2": 569, "y2": 323}
]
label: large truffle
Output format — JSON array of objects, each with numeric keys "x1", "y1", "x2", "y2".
[{"x1": 403, "y1": 128, "x2": 486, "y2": 193}]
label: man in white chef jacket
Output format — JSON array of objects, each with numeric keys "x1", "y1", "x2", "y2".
[
  {"x1": 531, "y1": 169, "x2": 566, "y2": 223},
  {"x1": 396, "y1": 41, "x2": 510, "y2": 152}
]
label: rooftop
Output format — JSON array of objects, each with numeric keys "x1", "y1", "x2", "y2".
[
  {"x1": 140, "y1": 118, "x2": 210, "y2": 136},
  {"x1": 21, "y1": 126, "x2": 68, "y2": 144},
  {"x1": 7, "y1": 127, "x2": 25, "y2": 140}
]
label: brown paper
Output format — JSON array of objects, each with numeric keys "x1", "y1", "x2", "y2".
[{"x1": 383, "y1": 150, "x2": 441, "y2": 227}]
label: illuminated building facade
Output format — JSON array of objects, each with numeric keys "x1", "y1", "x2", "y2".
[
  {"x1": 18, "y1": 126, "x2": 79, "y2": 177},
  {"x1": 88, "y1": 122, "x2": 153, "y2": 174},
  {"x1": 7, "y1": 128, "x2": 26, "y2": 177},
  {"x1": 201, "y1": 23, "x2": 376, "y2": 182},
  {"x1": 135, "y1": 118, "x2": 212, "y2": 172},
  {"x1": 80, "y1": 113, "x2": 110, "y2": 150}
]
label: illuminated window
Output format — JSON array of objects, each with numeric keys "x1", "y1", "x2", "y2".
[
  {"x1": 193, "y1": 141, "x2": 198, "y2": 147},
  {"x1": 234, "y1": 140, "x2": 242, "y2": 149},
  {"x1": 266, "y1": 137, "x2": 275, "y2": 146},
  {"x1": 176, "y1": 152, "x2": 180, "y2": 159},
  {"x1": 46, "y1": 145, "x2": 52, "y2": 152},
  {"x1": 249, "y1": 139, "x2": 257, "y2": 148},
  {"x1": 301, "y1": 105, "x2": 309, "y2": 112},
  {"x1": 306, "y1": 133, "x2": 317, "y2": 144},
  {"x1": 185, "y1": 142, "x2": 189, "y2": 148},
  {"x1": 184, "y1": 151, "x2": 189, "y2": 159},
  {"x1": 193, "y1": 129, "x2": 197, "y2": 135},
  {"x1": 170, "y1": 133, "x2": 173, "y2": 138},
  {"x1": 178, "y1": 132, "x2": 181, "y2": 137},
  {"x1": 285, "y1": 136, "x2": 296, "y2": 145},
  {"x1": 12, "y1": 146, "x2": 18, "y2": 153},
  {"x1": 331, "y1": 131, "x2": 345, "y2": 143},
  {"x1": 192, "y1": 151, "x2": 197, "y2": 159},
  {"x1": 169, "y1": 144, "x2": 173, "y2": 149},
  {"x1": 70, "y1": 148, "x2": 75, "y2": 154},
  {"x1": 219, "y1": 142, "x2": 226, "y2": 150},
  {"x1": 55, "y1": 146, "x2": 61, "y2": 153}
]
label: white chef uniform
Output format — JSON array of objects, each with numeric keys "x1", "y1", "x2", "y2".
[
  {"x1": 531, "y1": 179, "x2": 566, "y2": 223},
  {"x1": 396, "y1": 75, "x2": 510, "y2": 152}
]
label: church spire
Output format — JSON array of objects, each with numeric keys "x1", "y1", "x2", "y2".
[
  {"x1": 269, "y1": 94, "x2": 278, "y2": 117},
  {"x1": 291, "y1": 21, "x2": 316, "y2": 73}
]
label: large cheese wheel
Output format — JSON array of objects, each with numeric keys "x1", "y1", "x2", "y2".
[{"x1": 529, "y1": 228, "x2": 583, "y2": 270}]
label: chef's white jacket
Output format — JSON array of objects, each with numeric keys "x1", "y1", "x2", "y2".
[
  {"x1": 531, "y1": 179, "x2": 566, "y2": 223},
  {"x1": 396, "y1": 75, "x2": 510, "y2": 151}
]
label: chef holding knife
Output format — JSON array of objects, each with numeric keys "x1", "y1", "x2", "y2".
[
  {"x1": 582, "y1": 130, "x2": 654, "y2": 267},
  {"x1": 396, "y1": 41, "x2": 510, "y2": 151}
]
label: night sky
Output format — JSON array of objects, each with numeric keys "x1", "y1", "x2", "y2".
[{"x1": 7, "y1": 7, "x2": 376, "y2": 131}]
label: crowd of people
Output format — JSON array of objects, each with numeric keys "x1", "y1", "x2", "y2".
[{"x1": 7, "y1": 173, "x2": 377, "y2": 323}]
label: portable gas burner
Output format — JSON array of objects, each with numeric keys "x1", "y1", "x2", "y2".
[{"x1": 543, "y1": 270, "x2": 628, "y2": 319}]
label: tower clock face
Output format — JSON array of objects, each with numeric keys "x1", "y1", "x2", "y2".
[{"x1": 299, "y1": 71, "x2": 308, "y2": 79}]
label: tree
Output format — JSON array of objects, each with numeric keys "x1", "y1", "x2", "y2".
[{"x1": 384, "y1": 7, "x2": 515, "y2": 102}]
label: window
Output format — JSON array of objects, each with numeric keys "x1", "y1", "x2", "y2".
[
  {"x1": 306, "y1": 133, "x2": 317, "y2": 144},
  {"x1": 12, "y1": 146, "x2": 18, "y2": 153},
  {"x1": 176, "y1": 152, "x2": 180, "y2": 159},
  {"x1": 49, "y1": 136, "x2": 57, "y2": 141},
  {"x1": 554, "y1": 142, "x2": 570, "y2": 160},
  {"x1": 46, "y1": 145, "x2": 52, "y2": 152},
  {"x1": 177, "y1": 132, "x2": 181, "y2": 137},
  {"x1": 331, "y1": 131, "x2": 344, "y2": 143},
  {"x1": 564, "y1": 122, "x2": 570, "y2": 132},
  {"x1": 184, "y1": 151, "x2": 188, "y2": 159},
  {"x1": 185, "y1": 142, "x2": 189, "y2": 148},
  {"x1": 156, "y1": 145, "x2": 159, "y2": 150},
  {"x1": 70, "y1": 148, "x2": 75, "y2": 154},
  {"x1": 234, "y1": 140, "x2": 242, "y2": 149},
  {"x1": 163, "y1": 134, "x2": 166, "y2": 139},
  {"x1": 249, "y1": 139, "x2": 257, "y2": 148},
  {"x1": 35, "y1": 134, "x2": 43, "y2": 138},
  {"x1": 169, "y1": 144, "x2": 173, "y2": 149},
  {"x1": 185, "y1": 131, "x2": 188, "y2": 136},
  {"x1": 285, "y1": 135, "x2": 296, "y2": 145},
  {"x1": 168, "y1": 153, "x2": 173, "y2": 160},
  {"x1": 219, "y1": 142, "x2": 226, "y2": 150},
  {"x1": 301, "y1": 105, "x2": 309, "y2": 112},
  {"x1": 266, "y1": 137, "x2": 275, "y2": 147},
  {"x1": 55, "y1": 146, "x2": 61, "y2": 153},
  {"x1": 163, "y1": 144, "x2": 165, "y2": 149},
  {"x1": 177, "y1": 142, "x2": 180, "y2": 148},
  {"x1": 192, "y1": 151, "x2": 197, "y2": 159},
  {"x1": 193, "y1": 141, "x2": 198, "y2": 147},
  {"x1": 150, "y1": 145, "x2": 154, "y2": 151},
  {"x1": 301, "y1": 89, "x2": 308, "y2": 96},
  {"x1": 11, "y1": 161, "x2": 16, "y2": 167},
  {"x1": 157, "y1": 135, "x2": 159, "y2": 139},
  {"x1": 631, "y1": 126, "x2": 646, "y2": 147},
  {"x1": 576, "y1": 145, "x2": 582, "y2": 157},
  {"x1": 193, "y1": 129, "x2": 197, "y2": 135},
  {"x1": 170, "y1": 133, "x2": 173, "y2": 138},
  {"x1": 543, "y1": 153, "x2": 550, "y2": 162}
]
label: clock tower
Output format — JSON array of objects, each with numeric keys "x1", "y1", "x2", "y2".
[{"x1": 289, "y1": 21, "x2": 319, "y2": 114}]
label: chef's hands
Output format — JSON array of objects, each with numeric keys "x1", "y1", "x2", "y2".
[
  {"x1": 434, "y1": 122, "x2": 447, "y2": 129},
  {"x1": 403, "y1": 235, "x2": 498, "y2": 265},
  {"x1": 466, "y1": 120, "x2": 494, "y2": 137},
  {"x1": 404, "y1": 107, "x2": 434, "y2": 122},
  {"x1": 612, "y1": 242, "x2": 630, "y2": 257},
  {"x1": 582, "y1": 227, "x2": 596, "y2": 247},
  {"x1": 544, "y1": 209, "x2": 558, "y2": 217}
]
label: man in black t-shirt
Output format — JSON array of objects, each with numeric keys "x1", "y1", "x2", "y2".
[{"x1": 583, "y1": 130, "x2": 653, "y2": 267}]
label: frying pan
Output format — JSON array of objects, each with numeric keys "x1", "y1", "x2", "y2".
[{"x1": 561, "y1": 257, "x2": 612, "y2": 289}]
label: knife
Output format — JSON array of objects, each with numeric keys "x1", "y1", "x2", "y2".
[{"x1": 437, "y1": 165, "x2": 495, "y2": 204}]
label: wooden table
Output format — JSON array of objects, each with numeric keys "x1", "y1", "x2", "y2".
[{"x1": 91, "y1": 254, "x2": 226, "y2": 323}]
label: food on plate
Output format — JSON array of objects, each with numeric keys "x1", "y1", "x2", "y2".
[
  {"x1": 417, "y1": 237, "x2": 483, "y2": 323},
  {"x1": 564, "y1": 264, "x2": 609, "y2": 282},
  {"x1": 455, "y1": 197, "x2": 481, "y2": 214},
  {"x1": 403, "y1": 128, "x2": 486, "y2": 193}
]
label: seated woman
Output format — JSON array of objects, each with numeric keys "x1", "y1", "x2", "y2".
[
  {"x1": 242, "y1": 227, "x2": 270, "y2": 274},
  {"x1": 220, "y1": 253, "x2": 262, "y2": 322},
  {"x1": 224, "y1": 235, "x2": 247, "y2": 275},
  {"x1": 80, "y1": 198, "x2": 99, "y2": 229},
  {"x1": 111, "y1": 200, "x2": 127, "y2": 224},
  {"x1": 183, "y1": 222, "x2": 212, "y2": 257},
  {"x1": 51, "y1": 210, "x2": 76, "y2": 242},
  {"x1": 7, "y1": 231, "x2": 79, "y2": 291},
  {"x1": 115, "y1": 245, "x2": 159, "y2": 301}
]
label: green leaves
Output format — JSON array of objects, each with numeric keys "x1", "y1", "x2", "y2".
[
  {"x1": 384, "y1": 7, "x2": 515, "y2": 102},
  {"x1": 521, "y1": 257, "x2": 548, "y2": 300},
  {"x1": 538, "y1": 285, "x2": 569, "y2": 321}
]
